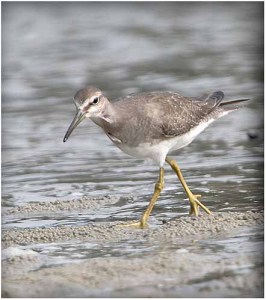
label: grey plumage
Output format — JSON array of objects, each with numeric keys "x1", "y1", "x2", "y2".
[
  {"x1": 66, "y1": 86, "x2": 249, "y2": 149},
  {"x1": 106, "y1": 90, "x2": 248, "y2": 146}
]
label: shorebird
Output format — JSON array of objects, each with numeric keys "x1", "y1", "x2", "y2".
[{"x1": 63, "y1": 86, "x2": 248, "y2": 228}]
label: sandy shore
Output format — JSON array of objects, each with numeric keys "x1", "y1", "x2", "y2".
[{"x1": 2, "y1": 197, "x2": 264, "y2": 297}]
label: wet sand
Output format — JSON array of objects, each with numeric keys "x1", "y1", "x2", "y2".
[{"x1": 2, "y1": 197, "x2": 264, "y2": 297}]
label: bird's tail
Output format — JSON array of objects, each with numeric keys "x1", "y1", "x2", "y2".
[{"x1": 220, "y1": 98, "x2": 250, "y2": 112}]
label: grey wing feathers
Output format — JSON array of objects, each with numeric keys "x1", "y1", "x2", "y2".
[
  {"x1": 193, "y1": 90, "x2": 224, "y2": 107},
  {"x1": 113, "y1": 90, "x2": 238, "y2": 142},
  {"x1": 160, "y1": 91, "x2": 225, "y2": 138}
]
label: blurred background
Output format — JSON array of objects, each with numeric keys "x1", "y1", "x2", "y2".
[{"x1": 2, "y1": 2, "x2": 263, "y2": 223}]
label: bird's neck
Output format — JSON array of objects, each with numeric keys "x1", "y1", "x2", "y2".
[{"x1": 90, "y1": 101, "x2": 118, "y2": 131}]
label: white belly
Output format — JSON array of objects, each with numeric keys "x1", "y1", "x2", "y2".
[{"x1": 113, "y1": 118, "x2": 216, "y2": 167}]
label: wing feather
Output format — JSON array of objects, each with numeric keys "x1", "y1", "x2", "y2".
[{"x1": 160, "y1": 91, "x2": 224, "y2": 137}]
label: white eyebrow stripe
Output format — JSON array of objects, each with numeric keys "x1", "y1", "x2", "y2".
[{"x1": 80, "y1": 98, "x2": 91, "y2": 109}]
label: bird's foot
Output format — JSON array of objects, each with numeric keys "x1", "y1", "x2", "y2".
[
  {"x1": 116, "y1": 220, "x2": 148, "y2": 229},
  {"x1": 189, "y1": 194, "x2": 212, "y2": 216}
]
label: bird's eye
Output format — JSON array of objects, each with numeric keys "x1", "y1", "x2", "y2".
[{"x1": 92, "y1": 97, "x2": 99, "y2": 104}]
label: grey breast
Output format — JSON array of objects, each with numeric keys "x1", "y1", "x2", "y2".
[{"x1": 109, "y1": 91, "x2": 224, "y2": 146}]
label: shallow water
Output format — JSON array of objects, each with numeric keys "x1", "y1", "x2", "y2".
[
  {"x1": 2, "y1": 2, "x2": 263, "y2": 209},
  {"x1": 1, "y1": 2, "x2": 264, "y2": 297}
]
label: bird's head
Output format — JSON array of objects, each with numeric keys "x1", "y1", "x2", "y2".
[{"x1": 63, "y1": 86, "x2": 108, "y2": 142}]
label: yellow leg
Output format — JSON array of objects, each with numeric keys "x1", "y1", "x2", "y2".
[
  {"x1": 119, "y1": 167, "x2": 164, "y2": 229},
  {"x1": 165, "y1": 157, "x2": 211, "y2": 216}
]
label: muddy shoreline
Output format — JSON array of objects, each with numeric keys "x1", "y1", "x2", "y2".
[
  {"x1": 2, "y1": 197, "x2": 264, "y2": 297},
  {"x1": 2, "y1": 210, "x2": 263, "y2": 248}
]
